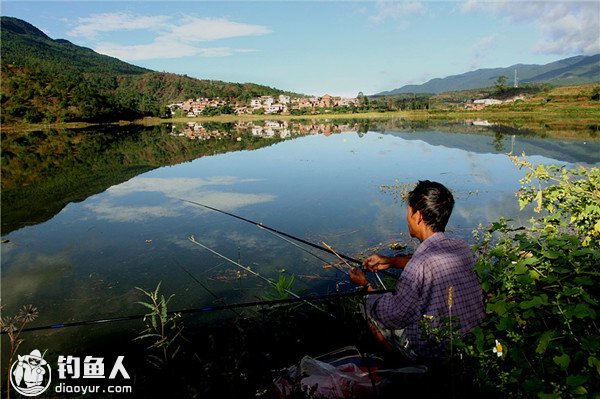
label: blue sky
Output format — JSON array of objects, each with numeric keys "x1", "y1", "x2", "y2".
[{"x1": 3, "y1": 1, "x2": 599, "y2": 96}]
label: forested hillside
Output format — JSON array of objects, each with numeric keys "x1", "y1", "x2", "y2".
[{"x1": 0, "y1": 17, "x2": 292, "y2": 124}]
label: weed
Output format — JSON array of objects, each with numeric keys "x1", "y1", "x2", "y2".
[
  {"x1": 134, "y1": 282, "x2": 183, "y2": 369},
  {"x1": 0, "y1": 304, "x2": 39, "y2": 399}
]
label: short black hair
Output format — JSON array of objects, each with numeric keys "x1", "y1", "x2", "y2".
[{"x1": 407, "y1": 180, "x2": 455, "y2": 232}]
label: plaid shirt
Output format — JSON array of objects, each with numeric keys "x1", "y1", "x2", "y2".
[{"x1": 366, "y1": 232, "x2": 484, "y2": 358}]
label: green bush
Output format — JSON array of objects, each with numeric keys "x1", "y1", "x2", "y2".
[{"x1": 463, "y1": 155, "x2": 600, "y2": 397}]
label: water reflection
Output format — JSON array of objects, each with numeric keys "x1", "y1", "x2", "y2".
[
  {"x1": 85, "y1": 176, "x2": 277, "y2": 223},
  {"x1": 171, "y1": 120, "x2": 356, "y2": 140},
  {"x1": 1, "y1": 119, "x2": 598, "y2": 354}
]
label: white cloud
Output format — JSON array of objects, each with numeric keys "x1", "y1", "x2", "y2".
[
  {"x1": 460, "y1": 0, "x2": 479, "y2": 13},
  {"x1": 95, "y1": 41, "x2": 255, "y2": 61},
  {"x1": 68, "y1": 12, "x2": 170, "y2": 39},
  {"x1": 532, "y1": 3, "x2": 600, "y2": 55},
  {"x1": 95, "y1": 40, "x2": 202, "y2": 60},
  {"x1": 369, "y1": 1, "x2": 428, "y2": 24},
  {"x1": 166, "y1": 17, "x2": 272, "y2": 42},
  {"x1": 462, "y1": 0, "x2": 600, "y2": 55},
  {"x1": 68, "y1": 12, "x2": 272, "y2": 60},
  {"x1": 475, "y1": 34, "x2": 499, "y2": 50},
  {"x1": 470, "y1": 33, "x2": 500, "y2": 69}
]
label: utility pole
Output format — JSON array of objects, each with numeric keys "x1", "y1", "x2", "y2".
[{"x1": 514, "y1": 68, "x2": 518, "y2": 88}]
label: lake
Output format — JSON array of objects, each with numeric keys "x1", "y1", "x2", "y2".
[{"x1": 1, "y1": 118, "x2": 599, "y2": 356}]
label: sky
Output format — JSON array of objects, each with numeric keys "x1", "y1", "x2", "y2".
[{"x1": 2, "y1": 1, "x2": 599, "y2": 97}]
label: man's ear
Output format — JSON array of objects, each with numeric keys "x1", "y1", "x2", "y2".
[{"x1": 414, "y1": 209, "x2": 423, "y2": 224}]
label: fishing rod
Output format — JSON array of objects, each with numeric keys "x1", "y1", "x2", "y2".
[
  {"x1": 259, "y1": 227, "x2": 349, "y2": 276},
  {"x1": 3, "y1": 288, "x2": 393, "y2": 334},
  {"x1": 180, "y1": 199, "x2": 397, "y2": 278},
  {"x1": 322, "y1": 240, "x2": 387, "y2": 290},
  {"x1": 175, "y1": 259, "x2": 243, "y2": 317},
  {"x1": 188, "y1": 235, "x2": 334, "y2": 318}
]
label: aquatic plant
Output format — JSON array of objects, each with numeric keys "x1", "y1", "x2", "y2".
[
  {"x1": 379, "y1": 179, "x2": 414, "y2": 204},
  {"x1": 134, "y1": 282, "x2": 183, "y2": 369},
  {"x1": 262, "y1": 273, "x2": 296, "y2": 301}
]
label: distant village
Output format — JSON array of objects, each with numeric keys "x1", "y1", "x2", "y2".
[
  {"x1": 167, "y1": 91, "x2": 528, "y2": 117},
  {"x1": 168, "y1": 94, "x2": 358, "y2": 117}
]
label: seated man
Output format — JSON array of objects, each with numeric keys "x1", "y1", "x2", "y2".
[{"x1": 350, "y1": 180, "x2": 484, "y2": 359}]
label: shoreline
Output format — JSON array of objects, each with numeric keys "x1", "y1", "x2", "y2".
[{"x1": 2, "y1": 108, "x2": 598, "y2": 140}]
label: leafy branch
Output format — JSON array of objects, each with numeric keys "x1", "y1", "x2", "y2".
[{"x1": 510, "y1": 153, "x2": 600, "y2": 246}]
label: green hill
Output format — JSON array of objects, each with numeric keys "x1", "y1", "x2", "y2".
[
  {"x1": 377, "y1": 54, "x2": 600, "y2": 95},
  {"x1": 0, "y1": 16, "x2": 294, "y2": 124}
]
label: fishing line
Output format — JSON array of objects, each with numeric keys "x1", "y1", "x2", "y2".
[
  {"x1": 4, "y1": 289, "x2": 393, "y2": 334},
  {"x1": 180, "y1": 199, "x2": 397, "y2": 278},
  {"x1": 323, "y1": 241, "x2": 386, "y2": 290},
  {"x1": 175, "y1": 259, "x2": 220, "y2": 300},
  {"x1": 174, "y1": 259, "x2": 242, "y2": 317},
  {"x1": 261, "y1": 227, "x2": 349, "y2": 276},
  {"x1": 188, "y1": 235, "x2": 335, "y2": 318}
]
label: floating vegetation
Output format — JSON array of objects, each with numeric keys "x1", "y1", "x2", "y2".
[
  {"x1": 380, "y1": 179, "x2": 415, "y2": 204},
  {"x1": 389, "y1": 241, "x2": 407, "y2": 251},
  {"x1": 207, "y1": 268, "x2": 250, "y2": 282}
]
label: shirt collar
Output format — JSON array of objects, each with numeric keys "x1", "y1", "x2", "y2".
[{"x1": 413, "y1": 232, "x2": 445, "y2": 256}]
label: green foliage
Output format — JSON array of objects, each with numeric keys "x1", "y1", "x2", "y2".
[
  {"x1": 460, "y1": 157, "x2": 600, "y2": 397},
  {"x1": 510, "y1": 154, "x2": 600, "y2": 247},
  {"x1": 591, "y1": 86, "x2": 600, "y2": 101},
  {"x1": 202, "y1": 104, "x2": 234, "y2": 116},
  {"x1": 134, "y1": 282, "x2": 184, "y2": 369},
  {"x1": 495, "y1": 75, "x2": 508, "y2": 95},
  {"x1": 0, "y1": 17, "x2": 295, "y2": 124},
  {"x1": 262, "y1": 273, "x2": 296, "y2": 301}
]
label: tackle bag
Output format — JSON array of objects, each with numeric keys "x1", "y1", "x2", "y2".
[{"x1": 273, "y1": 345, "x2": 426, "y2": 398}]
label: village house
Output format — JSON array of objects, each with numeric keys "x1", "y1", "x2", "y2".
[
  {"x1": 337, "y1": 97, "x2": 358, "y2": 107},
  {"x1": 465, "y1": 95, "x2": 526, "y2": 110},
  {"x1": 169, "y1": 93, "x2": 358, "y2": 116}
]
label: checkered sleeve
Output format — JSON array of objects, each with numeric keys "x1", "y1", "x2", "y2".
[{"x1": 366, "y1": 261, "x2": 423, "y2": 329}]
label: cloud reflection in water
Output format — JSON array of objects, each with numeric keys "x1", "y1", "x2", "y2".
[{"x1": 84, "y1": 176, "x2": 276, "y2": 222}]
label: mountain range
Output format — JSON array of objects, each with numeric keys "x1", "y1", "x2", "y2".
[{"x1": 376, "y1": 54, "x2": 600, "y2": 95}]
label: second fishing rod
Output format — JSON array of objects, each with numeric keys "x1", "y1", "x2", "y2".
[{"x1": 180, "y1": 199, "x2": 398, "y2": 279}]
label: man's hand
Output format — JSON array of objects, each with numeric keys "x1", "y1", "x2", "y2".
[
  {"x1": 363, "y1": 253, "x2": 412, "y2": 271},
  {"x1": 362, "y1": 254, "x2": 393, "y2": 272},
  {"x1": 349, "y1": 267, "x2": 370, "y2": 287}
]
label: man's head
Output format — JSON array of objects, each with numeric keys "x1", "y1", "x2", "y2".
[{"x1": 407, "y1": 180, "x2": 454, "y2": 234}]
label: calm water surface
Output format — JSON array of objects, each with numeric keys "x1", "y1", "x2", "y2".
[{"x1": 1, "y1": 120, "x2": 598, "y2": 353}]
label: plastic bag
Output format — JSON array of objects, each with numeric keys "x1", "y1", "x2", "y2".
[{"x1": 273, "y1": 346, "x2": 426, "y2": 398}]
